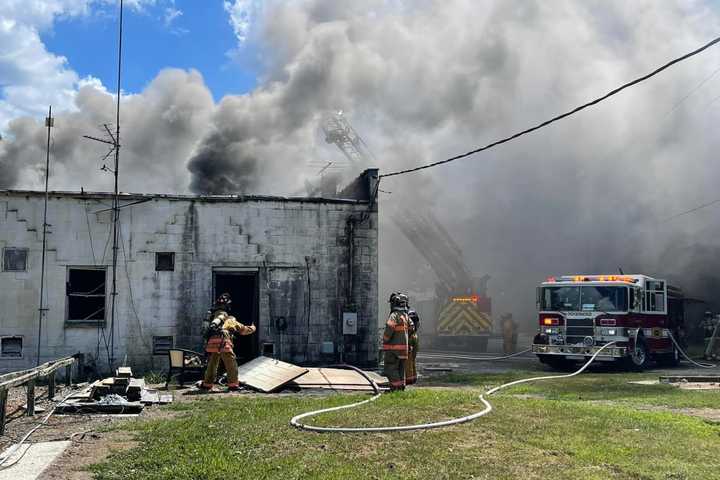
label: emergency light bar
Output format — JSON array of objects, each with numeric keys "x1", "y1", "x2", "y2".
[{"x1": 545, "y1": 275, "x2": 638, "y2": 283}]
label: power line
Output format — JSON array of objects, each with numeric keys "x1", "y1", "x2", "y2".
[
  {"x1": 661, "y1": 198, "x2": 720, "y2": 223},
  {"x1": 380, "y1": 34, "x2": 720, "y2": 179}
]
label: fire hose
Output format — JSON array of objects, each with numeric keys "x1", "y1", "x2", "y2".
[
  {"x1": 418, "y1": 348, "x2": 532, "y2": 361},
  {"x1": 668, "y1": 332, "x2": 716, "y2": 369},
  {"x1": 290, "y1": 342, "x2": 616, "y2": 433}
]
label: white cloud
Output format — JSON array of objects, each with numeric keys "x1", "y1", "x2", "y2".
[
  {"x1": 0, "y1": 0, "x2": 175, "y2": 132},
  {"x1": 0, "y1": 3, "x2": 89, "y2": 131},
  {"x1": 223, "y1": 0, "x2": 263, "y2": 44},
  {"x1": 164, "y1": 6, "x2": 182, "y2": 27}
]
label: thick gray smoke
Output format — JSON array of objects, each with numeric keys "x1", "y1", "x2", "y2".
[{"x1": 3, "y1": 0, "x2": 720, "y2": 329}]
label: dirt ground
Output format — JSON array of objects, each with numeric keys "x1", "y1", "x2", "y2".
[{"x1": 41, "y1": 382, "x2": 291, "y2": 479}]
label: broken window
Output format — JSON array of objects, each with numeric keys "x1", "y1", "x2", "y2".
[
  {"x1": 66, "y1": 268, "x2": 106, "y2": 324},
  {"x1": 3, "y1": 247, "x2": 28, "y2": 272},
  {"x1": 1, "y1": 337, "x2": 22, "y2": 357},
  {"x1": 155, "y1": 252, "x2": 175, "y2": 271},
  {"x1": 152, "y1": 336, "x2": 173, "y2": 355}
]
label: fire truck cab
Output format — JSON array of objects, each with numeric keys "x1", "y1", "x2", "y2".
[{"x1": 532, "y1": 274, "x2": 684, "y2": 370}]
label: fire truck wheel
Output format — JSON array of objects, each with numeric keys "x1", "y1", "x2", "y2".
[{"x1": 625, "y1": 337, "x2": 650, "y2": 371}]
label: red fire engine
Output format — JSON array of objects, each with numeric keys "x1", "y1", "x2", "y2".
[{"x1": 532, "y1": 274, "x2": 684, "y2": 370}]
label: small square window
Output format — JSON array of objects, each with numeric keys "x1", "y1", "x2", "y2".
[
  {"x1": 1, "y1": 337, "x2": 22, "y2": 358},
  {"x1": 152, "y1": 336, "x2": 173, "y2": 355},
  {"x1": 3, "y1": 248, "x2": 28, "y2": 272},
  {"x1": 155, "y1": 252, "x2": 175, "y2": 271}
]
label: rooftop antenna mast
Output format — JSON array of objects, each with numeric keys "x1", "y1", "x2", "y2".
[
  {"x1": 82, "y1": 0, "x2": 124, "y2": 371},
  {"x1": 36, "y1": 106, "x2": 54, "y2": 366}
]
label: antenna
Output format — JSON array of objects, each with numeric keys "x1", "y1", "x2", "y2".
[
  {"x1": 36, "y1": 106, "x2": 53, "y2": 366},
  {"x1": 82, "y1": 0, "x2": 124, "y2": 372}
]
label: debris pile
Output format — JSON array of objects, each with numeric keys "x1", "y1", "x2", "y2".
[
  {"x1": 55, "y1": 367, "x2": 172, "y2": 414},
  {"x1": 660, "y1": 375, "x2": 720, "y2": 390}
]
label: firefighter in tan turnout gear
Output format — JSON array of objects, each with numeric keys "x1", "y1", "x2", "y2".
[
  {"x1": 383, "y1": 293, "x2": 410, "y2": 391},
  {"x1": 201, "y1": 293, "x2": 256, "y2": 391},
  {"x1": 405, "y1": 309, "x2": 420, "y2": 385}
]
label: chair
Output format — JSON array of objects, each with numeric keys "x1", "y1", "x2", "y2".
[{"x1": 165, "y1": 349, "x2": 206, "y2": 388}]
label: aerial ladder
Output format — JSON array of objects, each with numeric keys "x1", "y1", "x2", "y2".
[{"x1": 321, "y1": 111, "x2": 493, "y2": 350}]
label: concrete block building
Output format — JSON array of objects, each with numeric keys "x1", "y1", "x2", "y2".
[{"x1": 0, "y1": 170, "x2": 379, "y2": 373}]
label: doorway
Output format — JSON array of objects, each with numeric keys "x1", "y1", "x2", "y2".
[{"x1": 213, "y1": 271, "x2": 259, "y2": 363}]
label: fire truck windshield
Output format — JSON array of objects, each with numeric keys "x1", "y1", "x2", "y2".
[{"x1": 541, "y1": 286, "x2": 628, "y2": 312}]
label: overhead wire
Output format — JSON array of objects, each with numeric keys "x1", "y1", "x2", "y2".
[
  {"x1": 379, "y1": 34, "x2": 720, "y2": 179},
  {"x1": 118, "y1": 220, "x2": 151, "y2": 350}
]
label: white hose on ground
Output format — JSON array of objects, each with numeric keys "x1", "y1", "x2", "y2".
[
  {"x1": 418, "y1": 348, "x2": 532, "y2": 361},
  {"x1": 0, "y1": 386, "x2": 79, "y2": 470},
  {"x1": 668, "y1": 333, "x2": 716, "y2": 369},
  {"x1": 290, "y1": 342, "x2": 617, "y2": 433}
]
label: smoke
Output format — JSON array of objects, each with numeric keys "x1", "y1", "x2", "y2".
[{"x1": 3, "y1": 0, "x2": 720, "y2": 327}]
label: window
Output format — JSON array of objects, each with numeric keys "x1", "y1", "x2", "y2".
[
  {"x1": 542, "y1": 286, "x2": 628, "y2": 312},
  {"x1": 66, "y1": 268, "x2": 106, "y2": 324},
  {"x1": 152, "y1": 336, "x2": 173, "y2": 355},
  {"x1": 155, "y1": 252, "x2": 175, "y2": 271},
  {"x1": 1, "y1": 337, "x2": 22, "y2": 358},
  {"x1": 643, "y1": 282, "x2": 666, "y2": 313},
  {"x1": 3, "y1": 248, "x2": 28, "y2": 272}
]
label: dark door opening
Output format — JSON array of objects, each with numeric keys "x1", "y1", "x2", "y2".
[{"x1": 213, "y1": 271, "x2": 259, "y2": 364}]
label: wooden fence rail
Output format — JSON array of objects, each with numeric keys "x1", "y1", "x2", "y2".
[{"x1": 0, "y1": 356, "x2": 77, "y2": 435}]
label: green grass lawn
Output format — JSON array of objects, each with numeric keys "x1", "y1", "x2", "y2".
[{"x1": 90, "y1": 373, "x2": 720, "y2": 480}]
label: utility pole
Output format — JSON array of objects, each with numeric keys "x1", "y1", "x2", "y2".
[
  {"x1": 108, "y1": 0, "x2": 125, "y2": 372},
  {"x1": 81, "y1": 0, "x2": 124, "y2": 372},
  {"x1": 36, "y1": 106, "x2": 53, "y2": 366}
]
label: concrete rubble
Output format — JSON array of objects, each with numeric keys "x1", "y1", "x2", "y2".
[{"x1": 55, "y1": 367, "x2": 172, "y2": 414}]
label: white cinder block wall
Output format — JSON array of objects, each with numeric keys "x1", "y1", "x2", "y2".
[{"x1": 0, "y1": 171, "x2": 378, "y2": 374}]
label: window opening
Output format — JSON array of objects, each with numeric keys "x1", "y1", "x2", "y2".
[
  {"x1": 3, "y1": 248, "x2": 28, "y2": 272},
  {"x1": 1, "y1": 337, "x2": 22, "y2": 357},
  {"x1": 152, "y1": 336, "x2": 173, "y2": 355},
  {"x1": 67, "y1": 268, "x2": 106, "y2": 324},
  {"x1": 155, "y1": 252, "x2": 175, "y2": 271}
]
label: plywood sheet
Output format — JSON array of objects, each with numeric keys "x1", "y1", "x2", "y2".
[
  {"x1": 237, "y1": 356, "x2": 309, "y2": 393},
  {"x1": 291, "y1": 368, "x2": 388, "y2": 389}
]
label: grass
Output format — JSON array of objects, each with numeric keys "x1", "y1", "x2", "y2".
[{"x1": 89, "y1": 373, "x2": 720, "y2": 480}]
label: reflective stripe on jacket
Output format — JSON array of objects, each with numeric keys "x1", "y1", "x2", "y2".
[
  {"x1": 382, "y1": 311, "x2": 409, "y2": 359},
  {"x1": 205, "y1": 334, "x2": 234, "y2": 353}
]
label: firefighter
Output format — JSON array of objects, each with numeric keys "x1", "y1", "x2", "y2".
[
  {"x1": 406, "y1": 309, "x2": 420, "y2": 385},
  {"x1": 383, "y1": 292, "x2": 410, "y2": 391},
  {"x1": 201, "y1": 304, "x2": 256, "y2": 391},
  {"x1": 501, "y1": 313, "x2": 518, "y2": 355},
  {"x1": 202, "y1": 293, "x2": 233, "y2": 337}
]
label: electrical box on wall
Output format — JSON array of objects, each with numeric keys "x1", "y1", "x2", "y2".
[{"x1": 343, "y1": 312, "x2": 358, "y2": 335}]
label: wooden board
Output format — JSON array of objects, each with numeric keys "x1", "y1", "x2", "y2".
[
  {"x1": 291, "y1": 368, "x2": 388, "y2": 389},
  {"x1": 236, "y1": 356, "x2": 308, "y2": 393}
]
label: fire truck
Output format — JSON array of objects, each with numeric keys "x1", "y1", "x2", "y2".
[{"x1": 532, "y1": 274, "x2": 684, "y2": 370}]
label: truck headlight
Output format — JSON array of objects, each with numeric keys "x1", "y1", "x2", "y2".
[
  {"x1": 600, "y1": 327, "x2": 617, "y2": 336},
  {"x1": 544, "y1": 327, "x2": 559, "y2": 334}
]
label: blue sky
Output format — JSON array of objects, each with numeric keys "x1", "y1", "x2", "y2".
[
  {"x1": 0, "y1": 0, "x2": 263, "y2": 131},
  {"x1": 41, "y1": 1, "x2": 257, "y2": 100}
]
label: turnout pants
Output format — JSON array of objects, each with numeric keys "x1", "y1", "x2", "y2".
[
  {"x1": 384, "y1": 351, "x2": 406, "y2": 390},
  {"x1": 405, "y1": 350, "x2": 417, "y2": 385},
  {"x1": 202, "y1": 351, "x2": 239, "y2": 388}
]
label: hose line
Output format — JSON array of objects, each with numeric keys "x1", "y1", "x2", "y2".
[
  {"x1": 668, "y1": 333, "x2": 716, "y2": 369},
  {"x1": 418, "y1": 348, "x2": 532, "y2": 361},
  {"x1": 290, "y1": 342, "x2": 616, "y2": 433}
]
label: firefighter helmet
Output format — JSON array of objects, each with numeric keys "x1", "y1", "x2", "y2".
[
  {"x1": 408, "y1": 309, "x2": 419, "y2": 326},
  {"x1": 389, "y1": 292, "x2": 409, "y2": 311}
]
